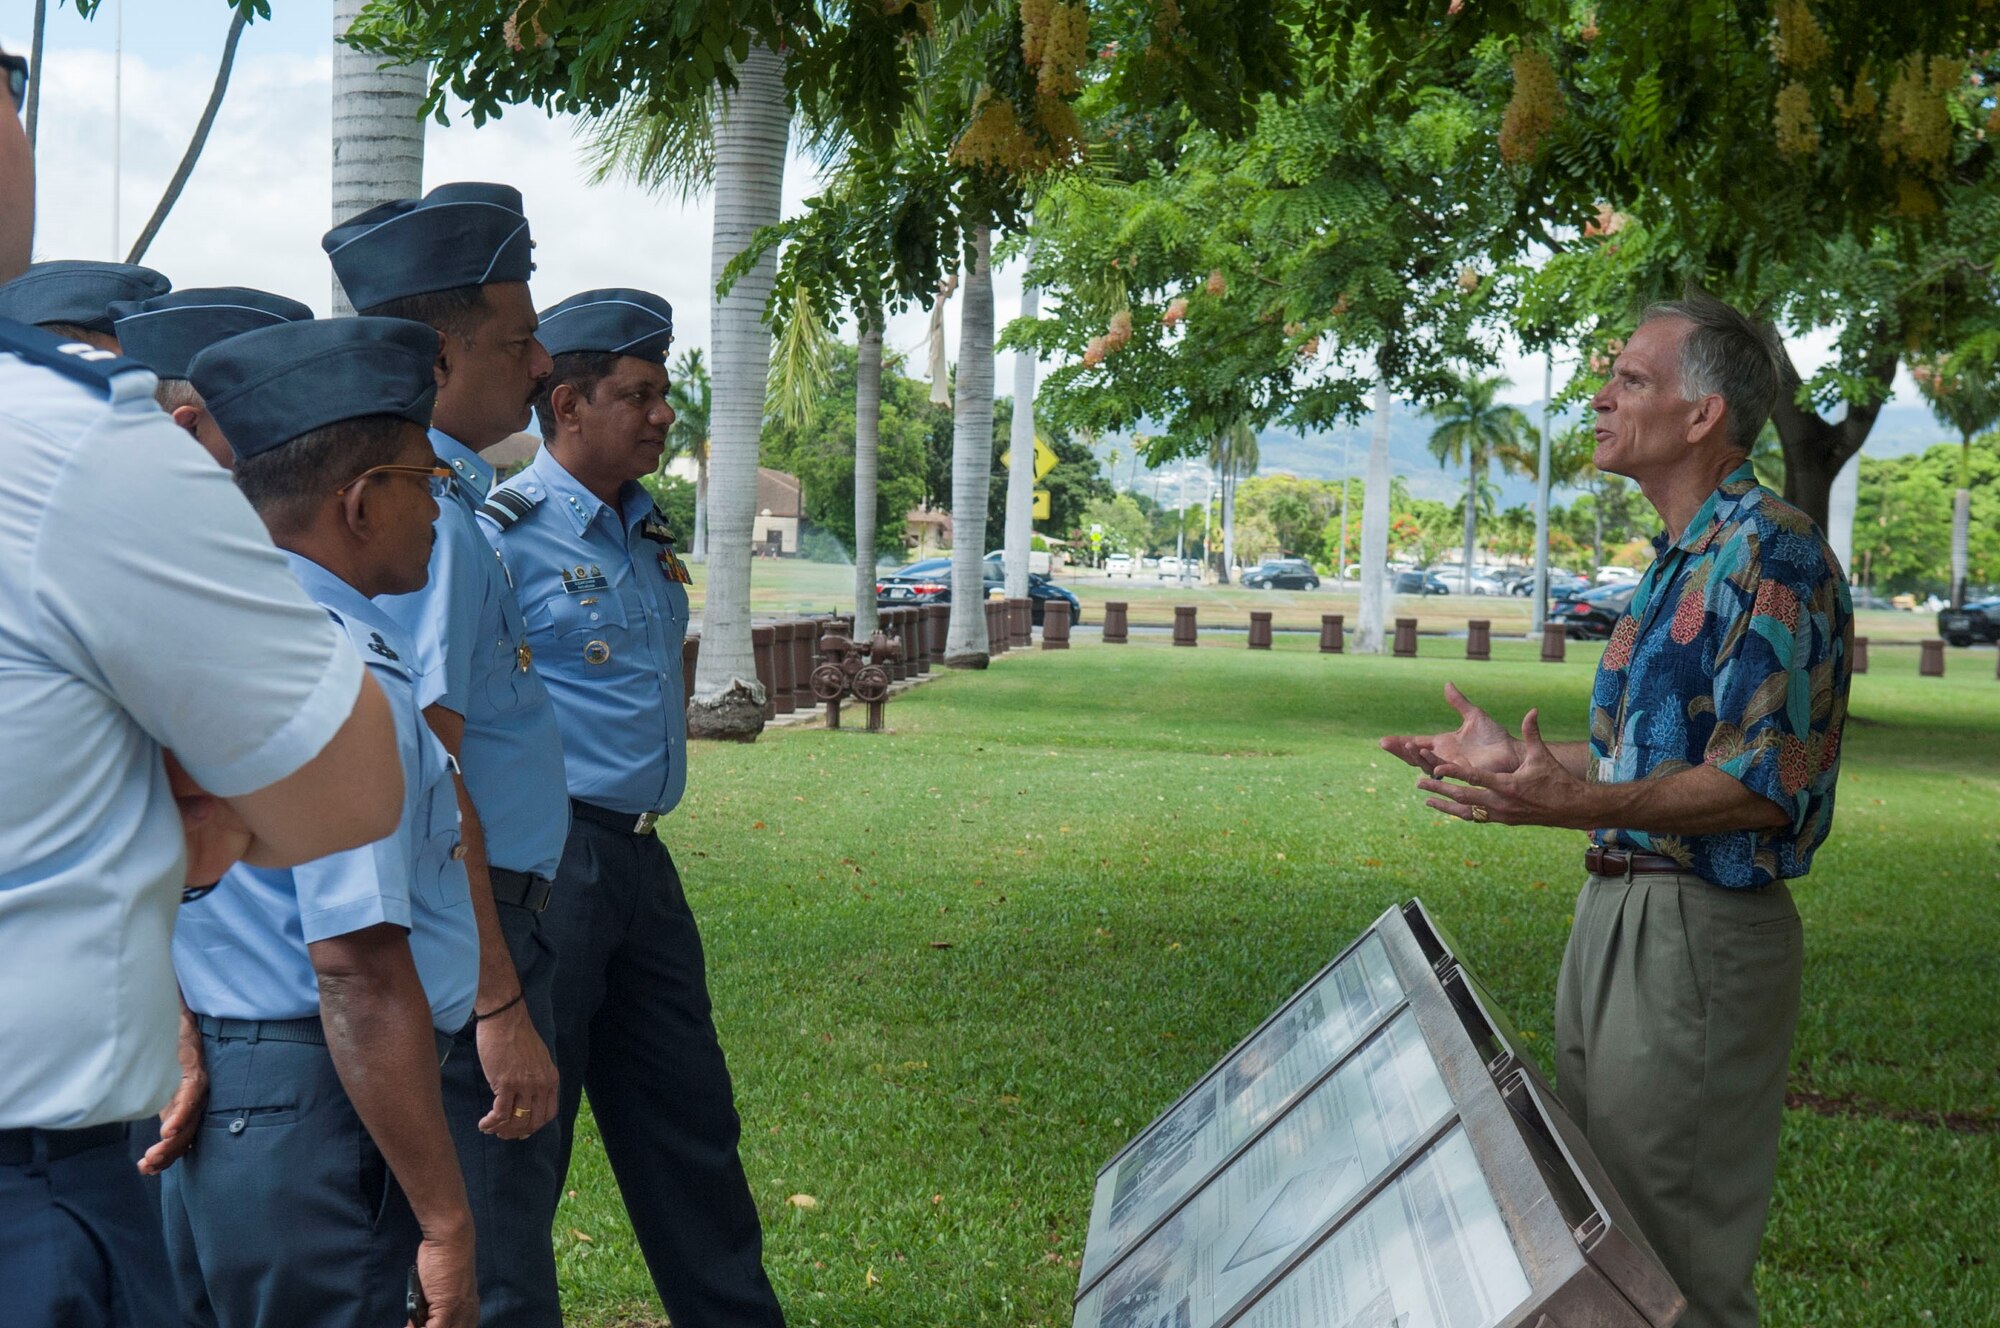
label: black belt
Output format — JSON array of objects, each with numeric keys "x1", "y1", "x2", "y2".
[
  {"x1": 198, "y1": 1014, "x2": 325, "y2": 1045},
  {"x1": 1585, "y1": 846, "x2": 1689, "y2": 878},
  {"x1": 490, "y1": 866, "x2": 553, "y2": 912},
  {"x1": 0, "y1": 1121, "x2": 127, "y2": 1166},
  {"x1": 199, "y1": 1013, "x2": 454, "y2": 1060},
  {"x1": 570, "y1": 797, "x2": 660, "y2": 837}
]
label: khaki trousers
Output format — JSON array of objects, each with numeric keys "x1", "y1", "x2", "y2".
[{"x1": 1555, "y1": 872, "x2": 1803, "y2": 1328}]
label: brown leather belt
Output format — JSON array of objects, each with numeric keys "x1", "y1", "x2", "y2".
[{"x1": 1584, "y1": 846, "x2": 1687, "y2": 877}]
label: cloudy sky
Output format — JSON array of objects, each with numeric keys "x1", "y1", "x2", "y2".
[{"x1": 12, "y1": 0, "x2": 1898, "y2": 470}]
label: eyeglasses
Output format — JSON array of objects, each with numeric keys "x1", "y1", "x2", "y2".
[
  {"x1": 335, "y1": 463, "x2": 452, "y2": 499},
  {"x1": 2, "y1": 53, "x2": 27, "y2": 115}
]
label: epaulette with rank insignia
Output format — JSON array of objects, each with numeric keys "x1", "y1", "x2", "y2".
[
  {"x1": 0, "y1": 317, "x2": 158, "y2": 405},
  {"x1": 479, "y1": 485, "x2": 541, "y2": 532}
]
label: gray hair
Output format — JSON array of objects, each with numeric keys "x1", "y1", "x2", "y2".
[{"x1": 1637, "y1": 292, "x2": 1781, "y2": 452}]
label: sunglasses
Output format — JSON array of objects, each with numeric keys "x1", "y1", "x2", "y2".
[
  {"x1": 2, "y1": 53, "x2": 26, "y2": 115},
  {"x1": 335, "y1": 463, "x2": 452, "y2": 499}
]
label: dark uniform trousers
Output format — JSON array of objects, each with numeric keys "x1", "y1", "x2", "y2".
[
  {"x1": 546, "y1": 814, "x2": 785, "y2": 1328},
  {"x1": 162, "y1": 1027, "x2": 424, "y2": 1328},
  {"x1": 441, "y1": 895, "x2": 564, "y2": 1328},
  {"x1": 0, "y1": 1124, "x2": 179, "y2": 1328}
]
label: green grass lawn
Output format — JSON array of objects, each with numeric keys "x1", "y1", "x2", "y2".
[{"x1": 556, "y1": 632, "x2": 2000, "y2": 1327}]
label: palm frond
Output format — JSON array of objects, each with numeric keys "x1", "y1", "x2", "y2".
[
  {"x1": 765, "y1": 282, "x2": 838, "y2": 429},
  {"x1": 579, "y1": 93, "x2": 717, "y2": 203}
]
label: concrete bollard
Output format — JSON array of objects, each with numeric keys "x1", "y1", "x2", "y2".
[
  {"x1": 1173, "y1": 605, "x2": 1198, "y2": 647},
  {"x1": 1851, "y1": 635, "x2": 1868, "y2": 675},
  {"x1": 682, "y1": 633, "x2": 699, "y2": 709},
  {"x1": 1920, "y1": 638, "x2": 1945, "y2": 677},
  {"x1": 985, "y1": 600, "x2": 1006, "y2": 654},
  {"x1": 926, "y1": 603, "x2": 948, "y2": 664},
  {"x1": 1007, "y1": 597, "x2": 1033, "y2": 649},
  {"x1": 752, "y1": 626, "x2": 777, "y2": 720},
  {"x1": 1320, "y1": 614, "x2": 1344, "y2": 653},
  {"x1": 1393, "y1": 617, "x2": 1418, "y2": 658},
  {"x1": 1541, "y1": 621, "x2": 1567, "y2": 663},
  {"x1": 1042, "y1": 599, "x2": 1072, "y2": 649},
  {"x1": 1248, "y1": 610, "x2": 1273, "y2": 649},
  {"x1": 1103, "y1": 601, "x2": 1129, "y2": 643},
  {"x1": 881, "y1": 609, "x2": 905, "y2": 681},
  {"x1": 770, "y1": 622, "x2": 796, "y2": 715},
  {"x1": 792, "y1": 619, "x2": 820, "y2": 711},
  {"x1": 1466, "y1": 619, "x2": 1491, "y2": 661},
  {"x1": 910, "y1": 607, "x2": 931, "y2": 675}
]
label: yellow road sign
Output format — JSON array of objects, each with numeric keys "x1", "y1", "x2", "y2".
[
  {"x1": 1033, "y1": 489, "x2": 1051, "y2": 520},
  {"x1": 1001, "y1": 435, "x2": 1060, "y2": 481}
]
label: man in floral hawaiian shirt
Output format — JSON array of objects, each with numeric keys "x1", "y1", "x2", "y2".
[{"x1": 1381, "y1": 292, "x2": 1852, "y2": 1328}]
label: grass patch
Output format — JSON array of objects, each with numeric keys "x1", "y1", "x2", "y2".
[{"x1": 557, "y1": 637, "x2": 2000, "y2": 1326}]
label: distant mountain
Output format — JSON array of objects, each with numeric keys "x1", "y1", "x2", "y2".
[{"x1": 1223, "y1": 398, "x2": 1960, "y2": 511}]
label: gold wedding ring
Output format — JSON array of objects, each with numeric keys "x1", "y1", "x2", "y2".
[
  {"x1": 1471, "y1": 806, "x2": 1491, "y2": 824},
  {"x1": 512, "y1": 1107, "x2": 530, "y2": 1118}
]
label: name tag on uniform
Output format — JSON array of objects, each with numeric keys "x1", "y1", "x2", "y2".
[{"x1": 561, "y1": 565, "x2": 609, "y2": 594}]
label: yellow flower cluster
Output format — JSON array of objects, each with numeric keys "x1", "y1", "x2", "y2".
[
  {"x1": 1498, "y1": 48, "x2": 1562, "y2": 167},
  {"x1": 1769, "y1": 0, "x2": 1830, "y2": 71},
  {"x1": 1879, "y1": 54, "x2": 1963, "y2": 176},
  {"x1": 1773, "y1": 81, "x2": 1821, "y2": 158},
  {"x1": 950, "y1": 91, "x2": 1085, "y2": 174},
  {"x1": 1020, "y1": 0, "x2": 1088, "y2": 97}
]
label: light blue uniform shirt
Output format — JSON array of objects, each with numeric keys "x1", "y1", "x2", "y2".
[
  {"x1": 174, "y1": 555, "x2": 480, "y2": 1034},
  {"x1": 478, "y1": 448, "x2": 690, "y2": 817},
  {"x1": 0, "y1": 343, "x2": 362, "y2": 1128},
  {"x1": 376, "y1": 428, "x2": 569, "y2": 878}
]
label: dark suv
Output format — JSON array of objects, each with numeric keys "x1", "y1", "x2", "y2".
[
  {"x1": 1242, "y1": 558, "x2": 1321, "y2": 590},
  {"x1": 1939, "y1": 597, "x2": 2000, "y2": 647}
]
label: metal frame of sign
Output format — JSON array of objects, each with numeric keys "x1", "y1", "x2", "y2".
[{"x1": 1074, "y1": 899, "x2": 1686, "y2": 1328}]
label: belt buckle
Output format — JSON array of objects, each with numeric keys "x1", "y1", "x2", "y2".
[{"x1": 632, "y1": 811, "x2": 658, "y2": 835}]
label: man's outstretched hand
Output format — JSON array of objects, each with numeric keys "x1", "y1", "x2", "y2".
[
  {"x1": 1417, "y1": 709, "x2": 1601, "y2": 830},
  {"x1": 1379, "y1": 683, "x2": 1525, "y2": 779}
]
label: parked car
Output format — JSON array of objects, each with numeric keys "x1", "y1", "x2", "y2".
[
  {"x1": 875, "y1": 557, "x2": 952, "y2": 607},
  {"x1": 1393, "y1": 570, "x2": 1449, "y2": 596},
  {"x1": 1938, "y1": 597, "x2": 2000, "y2": 646},
  {"x1": 1242, "y1": 558, "x2": 1321, "y2": 590},
  {"x1": 1156, "y1": 556, "x2": 1187, "y2": 579},
  {"x1": 875, "y1": 556, "x2": 1081, "y2": 626},
  {"x1": 1464, "y1": 572, "x2": 1511, "y2": 596},
  {"x1": 1594, "y1": 564, "x2": 1643, "y2": 585},
  {"x1": 1104, "y1": 553, "x2": 1134, "y2": 576},
  {"x1": 1550, "y1": 582, "x2": 1637, "y2": 639}
]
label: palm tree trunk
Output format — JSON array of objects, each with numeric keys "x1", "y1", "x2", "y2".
[
  {"x1": 689, "y1": 41, "x2": 788, "y2": 737},
  {"x1": 852, "y1": 323, "x2": 883, "y2": 638},
  {"x1": 1002, "y1": 258, "x2": 1037, "y2": 600},
  {"x1": 945, "y1": 226, "x2": 995, "y2": 666},
  {"x1": 1951, "y1": 432, "x2": 1972, "y2": 608},
  {"x1": 1356, "y1": 377, "x2": 1393, "y2": 653},
  {"x1": 1461, "y1": 458, "x2": 1478, "y2": 594},
  {"x1": 127, "y1": 9, "x2": 249, "y2": 263},
  {"x1": 691, "y1": 448, "x2": 708, "y2": 562},
  {"x1": 24, "y1": 0, "x2": 46, "y2": 150},
  {"x1": 1220, "y1": 470, "x2": 1236, "y2": 582},
  {"x1": 331, "y1": 0, "x2": 426, "y2": 315}
]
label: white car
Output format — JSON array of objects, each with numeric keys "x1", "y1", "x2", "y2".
[
  {"x1": 1157, "y1": 556, "x2": 1185, "y2": 579},
  {"x1": 1104, "y1": 553, "x2": 1134, "y2": 576},
  {"x1": 1594, "y1": 565, "x2": 1642, "y2": 585}
]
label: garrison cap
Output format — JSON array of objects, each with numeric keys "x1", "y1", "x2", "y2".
[
  {"x1": 322, "y1": 182, "x2": 535, "y2": 310},
  {"x1": 189, "y1": 317, "x2": 440, "y2": 462},
  {"x1": 109, "y1": 287, "x2": 315, "y2": 380},
  {"x1": 0, "y1": 260, "x2": 172, "y2": 333},
  {"x1": 535, "y1": 288, "x2": 676, "y2": 363}
]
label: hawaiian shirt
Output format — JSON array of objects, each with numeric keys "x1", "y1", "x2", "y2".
[{"x1": 1588, "y1": 462, "x2": 1853, "y2": 888}]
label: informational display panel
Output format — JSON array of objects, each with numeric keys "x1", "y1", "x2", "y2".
[
  {"x1": 1074, "y1": 901, "x2": 1685, "y2": 1328},
  {"x1": 1079, "y1": 932, "x2": 1404, "y2": 1288}
]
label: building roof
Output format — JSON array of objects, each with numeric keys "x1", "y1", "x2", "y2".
[{"x1": 757, "y1": 466, "x2": 802, "y2": 517}]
